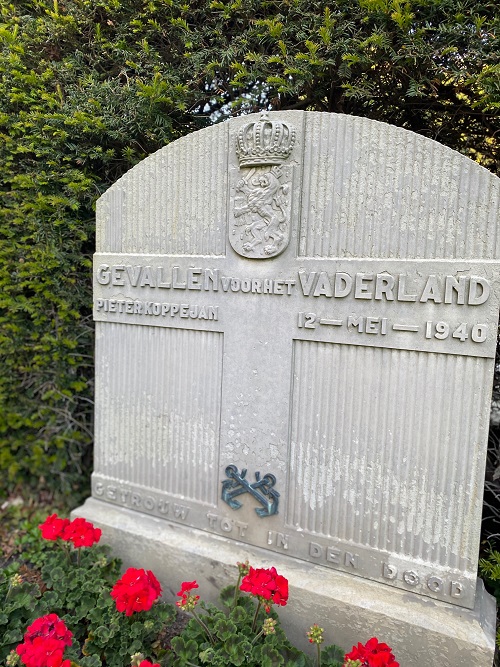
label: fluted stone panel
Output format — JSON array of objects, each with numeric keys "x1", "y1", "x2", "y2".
[
  {"x1": 299, "y1": 114, "x2": 500, "y2": 259},
  {"x1": 288, "y1": 340, "x2": 490, "y2": 575},
  {"x1": 88, "y1": 112, "x2": 500, "y2": 618},
  {"x1": 97, "y1": 124, "x2": 228, "y2": 255},
  {"x1": 94, "y1": 322, "x2": 223, "y2": 505}
]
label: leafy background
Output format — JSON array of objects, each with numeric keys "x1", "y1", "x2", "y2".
[{"x1": 0, "y1": 0, "x2": 499, "y2": 500}]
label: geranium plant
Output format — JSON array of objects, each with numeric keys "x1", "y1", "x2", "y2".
[
  {"x1": 166, "y1": 562, "x2": 344, "y2": 667},
  {"x1": 4, "y1": 514, "x2": 400, "y2": 667},
  {"x1": 38, "y1": 515, "x2": 102, "y2": 566},
  {"x1": 16, "y1": 614, "x2": 73, "y2": 667},
  {"x1": 111, "y1": 568, "x2": 162, "y2": 616},
  {"x1": 166, "y1": 562, "x2": 399, "y2": 667},
  {"x1": 1, "y1": 514, "x2": 174, "y2": 667}
]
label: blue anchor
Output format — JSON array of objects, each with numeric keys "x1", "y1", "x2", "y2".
[{"x1": 221, "y1": 465, "x2": 280, "y2": 517}]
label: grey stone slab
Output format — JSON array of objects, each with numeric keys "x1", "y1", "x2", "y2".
[
  {"x1": 74, "y1": 111, "x2": 500, "y2": 664},
  {"x1": 73, "y1": 499, "x2": 496, "y2": 667},
  {"x1": 91, "y1": 250, "x2": 499, "y2": 607}
]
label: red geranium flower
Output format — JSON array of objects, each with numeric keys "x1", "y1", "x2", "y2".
[
  {"x1": 38, "y1": 515, "x2": 70, "y2": 541},
  {"x1": 177, "y1": 580, "x2": 198, "y2": 596},
  {"x1": 16, "y1": 614, "x2": 72, "y2": 667},
  {"x1": 240, "y1": 566, "x2": 288, "y2": 610},
  {"x1": 138, "y1": 661, "x2": 160, "y2": 667},
  {"x1": 111, "y1": 568, "x2": 162, "y2": 616},
  {"x1": 17, "y1": 637, "x2": 71, "y2": 667},
  {"x1": 61, "y1": 517, "x2": 102, "y2": 548},
  {"x1": 345, "y1": 637, "x2": 399, "y2": 667},
  {"x1": 176, "y1": 580, "x2": 200, "y2": 611},
  {"x1": 23, "y1": 614, "x2": 72, "y2": 647}
]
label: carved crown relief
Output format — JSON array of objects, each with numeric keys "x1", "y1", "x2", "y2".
[{"x1": 230, "y1": 112, "x2": 296, "y2": 259}]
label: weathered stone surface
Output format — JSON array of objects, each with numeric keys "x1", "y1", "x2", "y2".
[
  {"x1": 74, "y1": 111, "x2": 500, "y2": 665},
  {"x1": 74, "y1": 499, "x2": 496, "y2": 667}
]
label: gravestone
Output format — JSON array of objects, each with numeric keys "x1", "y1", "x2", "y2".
[{"x1": 74, "y1": 111, "x2": 499, "y2": 666}]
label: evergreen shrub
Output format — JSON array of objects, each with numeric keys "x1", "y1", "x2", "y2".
[
  {"x1": 0, "y1": 0, "x2": 202, "y2": 496},
  {"x1": 0, "y1": 0, "x2": 498, "y2": 497}
]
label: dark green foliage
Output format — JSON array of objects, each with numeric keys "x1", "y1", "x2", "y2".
[
  {"x1": 166, "y1": 584, "x2": 343, "y2": 667},
  {"x1": 39, "y1": 545, "x2": 124, "y2": 642},
  {"x1": 479, "y1": 549, "x2": 500, "y2": 648},
  {"x1": 0, "y1": 0, "x2": 200, "y2": 496},
  {"x1": 0, "y1": 502, "x2": 56, "y2": 570},
  {"x1": 0, "y1": 541, "x2": 176, "y2": 666},
  {"x1": 187, "y1": 0, "x2": 500, "y2": 172},
  {"x1": 1, "y1": 0, "x2": 498, "y2": 496},
  {"x1": 480, "y1": 548, "x2": 500, "y2": 600},
  {"x1": 0, "y1": 573, "x2": 50, "y2": 658},
  {"x1": 321, "y1": 645, "x2": 345, "y2": 666},
  {"x1": 80, "y1": 592, "x2": 174, "y2": 667}
]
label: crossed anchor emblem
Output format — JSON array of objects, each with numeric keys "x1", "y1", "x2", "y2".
[{"x1": 221, "y1": 465, "x2": 280, "y2": 517}]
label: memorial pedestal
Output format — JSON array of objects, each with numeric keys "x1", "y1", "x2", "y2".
[{"x1": 73, "y1": 498, "x2": 496, "y2": 667}]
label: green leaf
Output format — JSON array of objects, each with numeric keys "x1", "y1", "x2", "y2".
[
  {"x1": 321, "y1": 644, "x2": 345, "y2": 666},
  {"x1": 225, "y1": 638, "x2": 252, "y2": 666},
  {"x1": 171, "y1": 637, "x2": 199, "y2": 662}
]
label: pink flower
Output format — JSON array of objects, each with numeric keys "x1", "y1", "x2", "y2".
[
  {"x1": 38, "y1": 515, "x2": 101, "y2": 549},
  {"x1": 22, "y1": 614, "x2": 72, "y2": 647},
  {"x1": 16, "y1": 615, "x2": 72, "y2": 667},
  {"x1": 111, "y1": 568, "x2": 162, "y2": 616},
  {"x1": 17, "y1": 637, "x2": 71, "y2": 667},
  {"x1": 176, "y1": 580, "x2": 198, "y2": 596}
]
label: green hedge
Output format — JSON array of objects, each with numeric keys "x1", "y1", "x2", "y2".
[
  {"x1": 1, "y1": 0, "x2": 498, "y2": 497},
  {"x1": 0, "y1": 0, "x2": 202, "y2": 496}
]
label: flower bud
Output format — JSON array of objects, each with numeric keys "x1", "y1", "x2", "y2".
[
  {"x1": 263, "y1": 618, "x2": 277, "y2": 636},
  {"x1": 10, "y1": 574, "x2": 23, "y2": 588},
  {"x1": 6, "y1": 650, "x2": 20, "y2": 666},
  {"x1": 176, "y1": 592, "x2": 200, "y2": 611},
  {"x1": 237, "y1": 560, "x2": 250, "y2": 576},
  {"x1": 306, "y1": 624, "x2": 324, "y2": 645}
]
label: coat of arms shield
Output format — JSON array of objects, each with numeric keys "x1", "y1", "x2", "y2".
[{"x1": 229, "y1": 112, "x2": 296, "y2": 259}]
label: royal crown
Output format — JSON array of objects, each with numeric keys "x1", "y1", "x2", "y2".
[{"x1": 236, "y1": 112, "x2": 296, "y2": 167}]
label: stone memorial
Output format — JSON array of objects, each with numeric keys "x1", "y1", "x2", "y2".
[{"x1": 74, "y1": 111, "x2": 500, "y2": 666}]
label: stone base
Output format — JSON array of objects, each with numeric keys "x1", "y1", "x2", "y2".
[{"x1": 73, "y1": 498, "x2": 496, "y2": 667}]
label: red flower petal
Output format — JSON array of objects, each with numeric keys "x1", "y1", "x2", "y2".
[
  {"x1": 111, "y1": 568, "x2": 162, "y2": 616},
  {"x1": 240, "y1": 566, "x2": 288, "y2": 607},
  {"x1": 38, "y1": 515, "x2": 70, "y2": 541},
  {"x1": 177, "y1": 580, "x2": 198, "y2": 596}
]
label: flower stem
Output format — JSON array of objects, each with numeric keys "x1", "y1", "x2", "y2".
[
  {"x1": 191, "y1": 608, "x2": 215, "y2": 646},
  {"x1": 316, "y1": 643, "x2": 322, "y2": 667},
  {"x1": 5, "y1": 582, "x2": 13, "y2": 602},
  {"x1": 251, "y1": 600, "x2": 262, "y2": 633},
  {"x1": 62, "y1": 541, "x2": 71, "y2": 564},
  {"x1": 77, "y1": 548, "x2": 81, "y2": 567},
  {"x1": 251, "y1": 629, "x2": 264, "y2": 645},
  {"x1": 232, "y1": 573, "x2": 242, "y2": 610}
]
